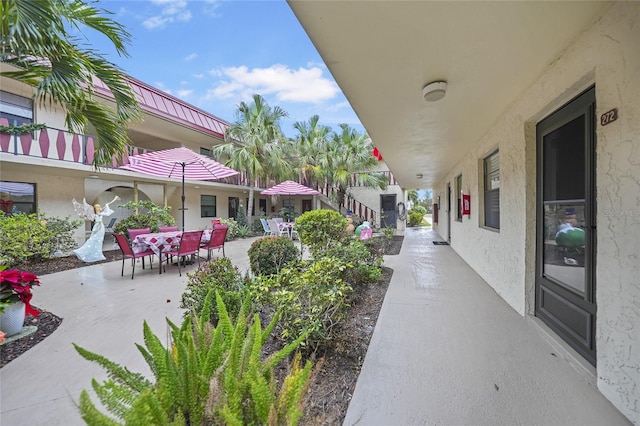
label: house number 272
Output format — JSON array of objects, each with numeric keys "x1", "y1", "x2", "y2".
[{"x1": 600, "y1": 108, "x2": 618, "y2": 126}]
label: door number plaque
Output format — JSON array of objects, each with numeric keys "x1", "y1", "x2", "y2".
[{"x1": 600, "y1": 108, "x2": 618, "y2": 126}]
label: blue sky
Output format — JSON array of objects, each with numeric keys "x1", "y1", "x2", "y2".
[{"x1": 84, "y1": 0, "x2": 365, "y2": 138}]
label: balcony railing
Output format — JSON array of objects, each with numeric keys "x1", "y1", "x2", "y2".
[
  {"x1": 0, "y1": 124, "x2": 253, "y2": 186},
  {"x1": 1, "y1": 123, "x2": 97, "y2": 165}
]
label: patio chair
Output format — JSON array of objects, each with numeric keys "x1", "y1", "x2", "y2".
[
  {"x1": 260, "y1": 217, "x2": 272, "y2": 236},
  {"x1": 127, "y1": 227, "x2": 151, "y2": 241},
  {"x1": 159, "y1": 225, "x2": 179, "y2": 232},
  {"x1": 105, "y1": 217, "x2": 117, "y2": 234},
  {"x1": 163, "y1": 230, "x2": 203, "y2": 276},
  {"x1": 113, "y1": 233, "x2": 154, "y2": 279},
  {"x1": 200, "y1": 224, "x2": 228, "y2": 260},
  {"x1": 267, "y1": 219, "x2": 289, "y2": 237},
  {"x1": 126, "y1": 228, "x2": 152, "y2": 269}
]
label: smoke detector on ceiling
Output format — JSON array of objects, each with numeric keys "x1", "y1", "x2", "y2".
[{"x1": 422, "y1": 81, "x2": 447, "y2": 102}]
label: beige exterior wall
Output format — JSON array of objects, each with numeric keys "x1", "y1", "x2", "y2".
[
  {"x1": 433, "y1": 3, "x2": 639, "y2": 421},
  {"x1": 348, "y1": 162, "x2": 406, "y2": 230}
]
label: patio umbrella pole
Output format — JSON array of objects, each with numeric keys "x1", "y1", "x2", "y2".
[{"x1": 181, "y1": 162, "x2": 186, "y2": 232}]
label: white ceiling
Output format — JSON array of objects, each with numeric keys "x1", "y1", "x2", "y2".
[{"x1": 288, "y1": 1, "x2": 610, "y2": 189}]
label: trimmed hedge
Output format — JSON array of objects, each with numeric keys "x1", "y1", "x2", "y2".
[{"x1": 248, "y1": 236, "x2": 300, "y2": 276}]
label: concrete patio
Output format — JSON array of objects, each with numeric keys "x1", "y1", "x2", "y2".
[
  {"x1": 0, "y1": 236, "x2": 260, "y2": 425},
  {"x1": 0, "y1": 228, "x2": 632, "y2": 425}
]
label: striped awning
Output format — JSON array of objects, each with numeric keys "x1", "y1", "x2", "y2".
[
  {"x1": 121, "y1": 147, "x2": 239, "y2": 180},
  {"x1": 261, "y1": 180, "x2": 320, "y2": 196}
]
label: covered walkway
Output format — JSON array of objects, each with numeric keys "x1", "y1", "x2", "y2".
[{"x1": 344, "y1": 227, "x2": 630, "y2": 425}]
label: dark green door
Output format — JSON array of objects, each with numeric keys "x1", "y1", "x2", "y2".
[
  {"x1": 380, "y1": 194, "x2": 397, "y2": 228},
  {"x1": 536, "y1": 86, "x2": 597, "y2": 365}
]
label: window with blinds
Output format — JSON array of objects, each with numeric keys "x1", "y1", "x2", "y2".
[
  {"x1": 0, "y1": 91, "x2": 33, "y2": 125},
  {"x1": 0, "y1": 181, "x2": 36, "y2": 214},
  {"x1": 201, "y1": 195, "x2": 217, "y2": 217},
  {"x1": 455, "y1": 174, "x2": 462, "y2": 221},
  {"x1": 484, "y1": 150, "x2": 500, "y2": 229}
]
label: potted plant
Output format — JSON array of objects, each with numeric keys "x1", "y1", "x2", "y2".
[{"x1": 0, "y1": 268, "x2": 41, "y2": 337}]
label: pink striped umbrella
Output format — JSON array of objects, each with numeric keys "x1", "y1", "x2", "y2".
[
  {"x1": 261, "y1": 180, "x2": 319, "y2": 214},
  {"x1": 261, "y1": 180, "x2": 320, "y2": 196},
  {"x1": 121, "y1": 147, "x2": 239, "y2": 230}
]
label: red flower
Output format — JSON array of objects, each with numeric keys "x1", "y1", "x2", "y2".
[
  {"x1": 20, "y1": 271, "x2": 40, "y2": 285},
  {"x1": 0, "y1": 269, "x2": 21, "y2": 284},
  {"x1": 0, "y1": 269, "x2": 41, "y2": 317}
]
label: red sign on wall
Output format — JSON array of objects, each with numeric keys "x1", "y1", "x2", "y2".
[{"x1": 462, "y1": 194, "x2": 471, "y2": 216}]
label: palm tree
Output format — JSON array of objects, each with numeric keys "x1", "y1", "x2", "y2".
[
  {"x1": 314, "y1": 123, "x2": 388, "y2": 209},
  {"x1": 408, "y1": 190, "x2": 419, "y2": 205},
  {"x1": 0, "y1": 0, "x2": 140, "y2": 166},
  {"x1": 292, "y1": 114, "x2": 331, "y2": 184},
  {"x1": 212, "y1": 94, "x2": 293, "y2": 226}
]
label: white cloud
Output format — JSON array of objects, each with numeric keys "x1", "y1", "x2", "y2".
[
  {"x1": 206, "y1": 64, "x2": 339, "y2": 104},
  {"x1": 177, "y1": 89, "x2": 193, "y2": 98},
  {"x1": 143, "y1": 0, "x2": 192, "y2": 29},
  {"x1": 184, "y1": 53, "x2": 197, "y2": 62},
  {"x1": 202, "y1": 0, "x2": 221, "y2": 17},
  {"x1": 326, "y1": 101, "x2": 350, "y2": 112}
]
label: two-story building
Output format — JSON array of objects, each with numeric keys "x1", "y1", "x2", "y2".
[
  {"x1": 288, "y1": 1, "x2": 639, "y2": 423},
  {"x1": 1, "y1": 65, "x2": 405, "y2": 246}
]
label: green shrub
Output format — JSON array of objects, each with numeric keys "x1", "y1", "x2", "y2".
[
  {"x1": 218, "y1": 217, "x2": 240, "y2": 241},
  {"x1": 362, "y1": 235, "x2": 386, "y2": 259},
  {"x1": 236, "y1": 224, "x2": 253, "y2": 238},
  {"x1": 180, "y1": 257, "x2": 245, "y2": 324},
  {"x1": 277, "y1": 207, "x2": 295, "y2": 222},
  {"x1": 408, "y1": 211, "x2": 424, "y2": 226},
  {"x1": 411, "y1": 205, "x2": 427, "y2": 215},
  {"x1": 294, "y1": 209, "x2": 348, "y2": 256},
  {"x1": 249, "y1": 257, "x2": 353, "y2": 351},
  {"x1": 236, "y1": 203, "x2": 247, "y2": 227},
  {"x1": 323, "y1": 241, "x2": 382, "y2": 288},
  {"x1": 248, "y1": 237, "x2": 299, "y2": 276},
  {"x1": 381, "y1": 227, "x2": 395, "y2": 239},
  {"x1": 0, "y1": 211, "x2": 82, "y2": 266},
  {"x1": 113, "y1": 200, "x2": 175, "y2": 236},
  {"x1": 42, "y1": 214, "x2": 83, "y2": 254},
  {"x1": 74, "y1": 292, "x2": 313, "y2": 425},
  {"x1": 251, "y1": 215, "x2": 266, "y2": 235}
]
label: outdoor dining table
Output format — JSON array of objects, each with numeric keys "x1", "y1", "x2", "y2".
[
  {"x1": 279, "y1": 222, "x2": 296, "y2": 238},
  {"x1": 131, "y1": 230, "x2": 212, "y2": 258}
]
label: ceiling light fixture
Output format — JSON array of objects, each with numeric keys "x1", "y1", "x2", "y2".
[
  {"x1": 88, "y1": 175, "x2": 99, "y2": 179},
  {"x1": 422, "y1": 81, "x2": 447, "y2": 102},
  {"x1": 416, "y1": 174, "x2": 423, "y2": 179}
]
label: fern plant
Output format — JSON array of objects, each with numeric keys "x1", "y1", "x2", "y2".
[{"x1": 74, "y1": 291, "x2": 313, "y2": 425}]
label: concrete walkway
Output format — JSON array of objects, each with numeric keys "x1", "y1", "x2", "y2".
[
  {"x1": 0, "y1": 229, "x2": 631, "y2": 425},
  {"x1": 344, "y1": 227, "x2": 630, "y2": 425}
]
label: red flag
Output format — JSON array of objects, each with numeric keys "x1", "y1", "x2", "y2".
[{"x1": 372, "y1": 147, "x2": 383, "y2": 161}]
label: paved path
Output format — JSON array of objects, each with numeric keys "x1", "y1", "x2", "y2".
[{"x1": 344, "y1": 227, "x2": 630, "y2": 425}]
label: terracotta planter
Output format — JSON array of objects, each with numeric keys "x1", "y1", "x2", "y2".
[{"x1": 0, "y1": 301, "x2": 25, "y2": 337}]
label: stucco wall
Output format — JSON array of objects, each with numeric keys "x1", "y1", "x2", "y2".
[
  {"x1": 2, "y1": 168, "x2": 85, "y2": 246},
  {"x1": 433, "y1": 2, "x2": 639, "y2": 422}
]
